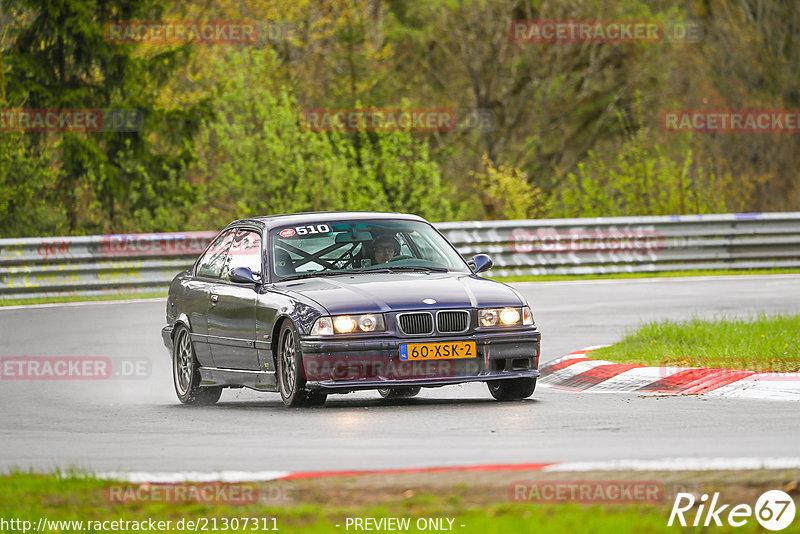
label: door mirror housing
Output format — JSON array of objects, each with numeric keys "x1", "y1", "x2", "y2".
[
  {"x1": 469, "y1": 254, "x2": 493, "y2": 274},
  {"x1": 229, "y1": 267, "x2": 261, "y2": 284}
]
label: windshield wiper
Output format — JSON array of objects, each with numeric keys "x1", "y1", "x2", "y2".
[
  {"x1": 365, "y1": 265, "x2": 449, "y2": 273},
  {"x1": 279, "y1": 269, "x2": 362, "y2": 281}
]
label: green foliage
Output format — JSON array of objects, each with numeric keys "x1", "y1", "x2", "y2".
[
  {"x1": 471, "y1": 154, "x2": 549, "y2": 220},
  {"x1": 0, "y1": 131, "x2": 67, "y2": 237},
  {"x1": 193, "y1": 49, "x2": 457, "y2": 228},
  {"x1": 550, "y1": 111, "x2": 728, "y2": 218},
  {"x1": 1, "y1": 0, "x2": 798, "y2": 238},
  {"x1": 2, "y1": 0, "x2": 209, "y2": 235}
]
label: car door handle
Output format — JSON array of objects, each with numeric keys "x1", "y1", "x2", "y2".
[{"x1": 210, "y1": 294, "x2": 219, "y2": 306}]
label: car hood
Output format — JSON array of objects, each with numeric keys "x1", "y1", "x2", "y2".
[{"x1": 275, "y1": 272, "x2": 524, "y2": 315}]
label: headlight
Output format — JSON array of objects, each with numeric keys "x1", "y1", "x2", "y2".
[
  {"x1": 333, "y1": 316, "x2": 357, "y2": 334},
  {"x1": 310, "y1": 314, "x2": 386, "y2": 335},
  {"x1": 479, "y1": 309, "x2": 499, "y2": 327},
  {"x1": 499, "y1": 307, "x2": 520, "y2": 325},
  {"x1": 479, "y1": 307, "x2": 533, "y2": 327}
]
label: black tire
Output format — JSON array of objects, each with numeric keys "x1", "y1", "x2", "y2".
[
  {"x1": 378, "y1": 387, "x2": 421, "y2": 399},
  {"x1": 487, "y1": 377, "x2": 536, "y2": 401},
  {"x1": 305, "y1": 391, "x2": 328, "y2": 407},
  {"x1": 277, "y1": 322, "x2": 327, "y2": 407},
  {"x1": 173, "y1": 325, "x2": 222, "y2": 405}
]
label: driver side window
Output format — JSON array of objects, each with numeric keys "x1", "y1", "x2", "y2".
[
  {"x1": 196, "y1": 229, "x2": 236, "y2": 278},
  {"x1": 225, "y1": 229, "x2": 263, "y2": 280}
]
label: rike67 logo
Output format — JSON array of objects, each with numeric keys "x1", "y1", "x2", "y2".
[{"x1": 669, "y1": 490, "x2": 796, "y2": 531}]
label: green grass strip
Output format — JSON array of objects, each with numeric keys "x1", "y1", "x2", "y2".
[
  {"x1": 593, "y1": 314, "x2": 800, "y2": 372},
  {"x1": 493, "y1": 268, "x2": 800, "y2": 283},
  {"x1": 0, "y1": 473, "x2": 783, "y2": 534}
]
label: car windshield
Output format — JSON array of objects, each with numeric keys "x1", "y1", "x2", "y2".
[{"x1": 270, "y1": 219, "x2": 470, "y2": 280}]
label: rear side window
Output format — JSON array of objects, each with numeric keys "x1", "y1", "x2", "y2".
[{"x1": 196, "y1": 229, "x2": 236, "y2": 278}]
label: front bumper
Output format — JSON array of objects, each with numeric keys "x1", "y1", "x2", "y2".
[{"x1": 299, "y1": 329, "x2": 541, "y2": 391}]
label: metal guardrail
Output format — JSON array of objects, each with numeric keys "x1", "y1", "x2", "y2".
[{"x1": 1, "y1": 213, "x2": 799, "y2": 299}]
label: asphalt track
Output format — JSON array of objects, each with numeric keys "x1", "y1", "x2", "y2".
[{"x1": 1, "y1": 275, "x2": 799, "y2": 474}]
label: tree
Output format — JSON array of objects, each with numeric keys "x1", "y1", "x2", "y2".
[
  {"x1": 192, "y1": 48, "x2": 457, "y2": 228},
  {"x1": 2, "y1": 0, "x2": 209, "y2": 233},
  {"x1": 550, "y1": 112, "x2": 728, "y2": 217}
]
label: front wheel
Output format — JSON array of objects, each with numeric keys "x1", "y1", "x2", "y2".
[
  {"x1": 487, "y1": 377, "x2": 536, "y2": 401},
  {"x1": 173, "y1": 325, "x2": 222, "y2": 405},
  {"x1": 277, "y1": 322, "x2": 327, "y2": 407}
]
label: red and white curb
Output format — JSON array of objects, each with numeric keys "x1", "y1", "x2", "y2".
[
  {"x1": 94, "y1": 457, "x2": 800, "y2": 482},
  {"x1": 539, "y1": 347, "x2": 800, "y2": 401}
]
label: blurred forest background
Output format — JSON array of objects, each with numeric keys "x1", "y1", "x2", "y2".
[{"x1": 0, "y1": 0, "x2": 798, "y2": 237}]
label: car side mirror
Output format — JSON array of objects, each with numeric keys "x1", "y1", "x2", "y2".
[
  {"x1": 470, "y1": 254, "x2": 493, "y2": 274},
  {"x1": 229, "y1": 267, "x2": 261, "y2": 285}
]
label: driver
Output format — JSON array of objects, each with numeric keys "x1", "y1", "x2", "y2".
[{"x1": 370, "y1": 234, "x2": 400, "y2": 264}]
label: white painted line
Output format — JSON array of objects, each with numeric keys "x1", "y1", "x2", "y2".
[
  {"x1": 538, "y1": 359, "x2": 609, "y2": 386},
  {"x1": 90, "y1": 458, "x2": 800, "y2": 482},
  {"x1": 577, "y1": 344, "x2": 612, "y2": 352},
  {"x1": 706, "y1": 374, "x2": 800, "y2": 402},
  {"x1": 94, "y1": 471, "x2": 291, "y2": 483},
  {"x1": 585, "y1": 366, "x2": 686, "y2": 392},
  {"x1": 0, "y1": 298, "x2": 164, "y2": 312},
  {"x1": 544, "y1": 457, "x2": 800, "y2": 472}
]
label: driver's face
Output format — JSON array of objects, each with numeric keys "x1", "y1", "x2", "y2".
[{"x1": 373, "y1": 241, "x2": 395, "y2": 263}]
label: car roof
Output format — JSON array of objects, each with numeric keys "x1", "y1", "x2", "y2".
[{"x1": 226, "y1": 211, "x2": 429, "y2": 230}]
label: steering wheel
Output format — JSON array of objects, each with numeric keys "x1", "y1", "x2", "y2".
[{"x1": 387, "y1": 254, "x2": 413, "y2": 262}]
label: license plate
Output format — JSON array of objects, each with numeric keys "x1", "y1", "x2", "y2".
[{"x1": 399, "y1": 341, "x2": 476, "y2": 361}]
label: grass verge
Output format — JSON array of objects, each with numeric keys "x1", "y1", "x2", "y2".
[
  {"x1": 493, "y1": 267, "x2": 800, "y2": 282},
  {"x1": 592, "y1": 314, "x2": 800, "y2": 372},
  {"x1": 2, "y1": 471, "x2": 799, "y2": 533}
]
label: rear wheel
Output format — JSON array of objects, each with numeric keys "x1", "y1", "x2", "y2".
[
  {"x1": 173, "y1": 325, "x2": 222, "y2": 405},
  {"x1": 487, "y1": 377, "x2": 536, "y2": 401},
  {"x1": 378, "y1": 387, "x2": 421, "y2": 399},
  {"x1": 277, "y1": 322, "x2": 327, "y2": 407}
]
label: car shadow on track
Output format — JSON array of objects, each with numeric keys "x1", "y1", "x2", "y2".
[{"x1": 161, "y1": 396, "x2": 540, "y2": 411}]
